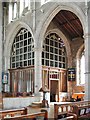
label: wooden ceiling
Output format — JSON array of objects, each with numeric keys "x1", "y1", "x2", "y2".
[{"x1": 52, "y1": 10, "x2": 83, "y2": 40}]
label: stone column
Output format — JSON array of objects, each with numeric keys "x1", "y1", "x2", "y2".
[
  {"x1": 84, "y1": 34, "x2": 90, "y2": 100},
  {"x1": 34, "y1": 47, "x2": 42, "y2": 96},
  {"x1": 0, "y1": 1, "x2": 3, "y2": 110},
  {"x1": 30, "y1": 0, "x2": 41, "y2": 31},
  {"x1": 84, "y1": 1, "x2": 90, "y2": 100},
  {"x1": 0, "y1": 2, "x2": 2, "y2": 92},
  {"x1": 30, "y1": 0, "x2": 41, "y2": 10},
  {"x1": 35, "y1": 1, "x2": 41, "y2": 10}
]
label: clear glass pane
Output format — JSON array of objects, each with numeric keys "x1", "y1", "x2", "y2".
[
  {"x1": 10, "y1": 28, "x2": 34, "y2": 68},
  {"x1": 28, "y1": 53, "x2": 31, "y2": 59},
  {"x1": 46, "y1": 60, "x2": 49, "y2": 66},
  {"x1": 24, "y1": 61, "x2": 27, "y2": 66},
  {"x1": 16, "y1": 43, "x2": 19, "y2": 48},
  {"x1": 20, "y1": 48, "x2": 23, "y2": 54},
  {"x1": 16, "y1": 56, "x2": 19, "y2": 61},
  {"x1": 28, "y1": 38, "x2": 31, "y2": 44},
  {"x1": 16, "y1": 49, "x2": 19, "y2": 55},
  {"x1": 24, "y1": 47, "x2": 27, "y2": 52},
  {"x1": 46, "y1": 53, "x2": 49, "y2": 59},
  {"x1": 20, "y1": 55, "x2": 23, "y2": 60},
  {"x1": 20, "y1": 35, "x2": 23, "y2": 40},
  {"x1": 12, "y1": 57, "x2": 15, "y2": 62},
  {"x1": 24, "y1": 54, "x2": 27, "y2": 60},
  {"x1": 20, "y1": 41, "x2": 23, "y2": 47},
  {"x1": 24, "y1": 33, "x2": 27, "y2": 39},
  {"x1": 16, "y1": 36, "x2": 19, "y2": 42},
  {"x1": 28, "y1": 46, "x2": 31, "y2": 51},
  {"x1": 28, "y1": 60, "x2": 31, "y2": 65},
  {"x1": 24, "y1": 40, "x2": 27, "y2": 46}
]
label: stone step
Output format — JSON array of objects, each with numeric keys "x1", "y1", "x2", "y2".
[
  {"x1": 32, "y1": 102, "x2": 42, "y2": 106},
  {"x1": 29, "y1": 104, "x2": 41, "y2": 108},
  {"x1": 29, "y1": 102, "x2": 42, "y2": 108}
]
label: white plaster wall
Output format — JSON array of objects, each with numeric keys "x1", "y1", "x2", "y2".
[{"x1": 3, "y1": 96, "x2": 42, "y2": 109}]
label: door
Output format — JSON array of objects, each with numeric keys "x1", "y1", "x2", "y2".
[{"x1": 50, "y1": 80, "x2": 59, "y2": 102}]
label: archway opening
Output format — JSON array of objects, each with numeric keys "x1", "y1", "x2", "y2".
[{"x1": 42, "y1": 10, "x2": 84, "y2": 102}]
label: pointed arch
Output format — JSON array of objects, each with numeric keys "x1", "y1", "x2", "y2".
[
  {"x1": 35, "y1": 2, "x2": 85, "y2": 45},
  {"x1": 4, "y1": 21, "x2": 34, "y2": 70},
  {"x1": 44, "y1": 29, "x2": 72, "y2": 67}
]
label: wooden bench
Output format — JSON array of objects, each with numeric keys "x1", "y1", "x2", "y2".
[
  {"x1": 0, "y1": 107, "x2": 27, "y2": 119},
  {"x1": 54, "y1": 103, "x2": 77, "y2": 120},
  {"x1": 2, "y1": 110, "x2": 48, "y2": 120},
  {"x1": 72, "y1": 104, "x2": 90, "y2": 119},
  {"x1": 54, "y1": 101, "x2": 90, "y2": 120},
  {"x1": 73, "y1": 101, "x2": 90, "y2": 107}
]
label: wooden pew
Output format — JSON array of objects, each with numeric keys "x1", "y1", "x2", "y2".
[
  {"x1": 0, "y1": 107, "x2": 27, "y2": 119},
  {"x1": 2, "y1": 110, "x2": 48, "y2": 120},
  {"x1": 54, "y1": 103, "x2": 77, "y2": 120},
  {"x1": 73, "y1": 101, "x2": 90, "y2": 107},
  {"x1": 72, "y1": 104, "x2": 90, "y2": 119},
  {"x1": 54, "y1": 101, "x2": 90, "y2": 120}
]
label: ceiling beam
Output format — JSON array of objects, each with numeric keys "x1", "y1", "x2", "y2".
[
  {"x1": 53, "y1": 18, "x2": 72, "y2": 40},
  {"x1": 60, "y1": 12, "x2": 81, "y2": 37}
]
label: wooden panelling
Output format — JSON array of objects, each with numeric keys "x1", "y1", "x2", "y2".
[{"x1": 0, "y1": 92, "x2": 3, "y2": 110}]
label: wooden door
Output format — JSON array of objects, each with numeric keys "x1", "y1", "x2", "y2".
[{"x1": 50, "y1": 80, "x2": 59, "y2": 102}]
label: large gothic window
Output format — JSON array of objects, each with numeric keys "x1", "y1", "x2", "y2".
[
  {"x1": 77, "y1": 49, "x2": 85, "y2": 85},
  {"x1": 10, "y1": 28, "x2": 34, "y2": 68},
  {"x1": 80, "y1": 52, "x2": 85, "y2": 84},
  {"x1": 42, "y1": 33, "x2": 66, "y2": 68},
  {"x1": 8, "y1": 0, "x2": 31, "y2": 23},
  {"x1": 9, "y1": 28, "x2": 34, "y2": 94}
]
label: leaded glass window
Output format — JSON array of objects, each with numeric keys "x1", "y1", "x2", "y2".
[
  {"x1": 10, "y1": 28, "x2": 34, "y2": 68},
  {"x1": 42, "y1": 33, "x2": 66, "y2": 68}
]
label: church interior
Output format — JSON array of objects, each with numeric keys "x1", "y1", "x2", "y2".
[{"x1": 0, "y1": 0, "x2": 90, "y2": 119}]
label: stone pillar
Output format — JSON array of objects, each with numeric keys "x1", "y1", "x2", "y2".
[
  {"x1": 84, "y1": 2, "x2": 90, "y2": 100},
  {"x1": 0, "y1": 1, "x2": 3, "y2": 110},
  {"x1": 0, "y1": 2, "x2": 2, "y2": 92},
  {"x1": 34, "y1": 47, "x2": 42, "y2": 96},
  {"x1": 35, "y1": 1, "x2": 41, "y2": 10},
  {"x1": 30, "y1": 0, "x2": 41, "y2": 10},
  {"x1": 84, "y1": 33, "x2": 90, "y2": 100},
  {"x1": 30, "y1": 0, "x2": 41, "y2": 31}
]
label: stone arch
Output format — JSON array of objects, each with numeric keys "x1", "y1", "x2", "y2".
[
  {"x1": 4, "y1": 21, "x2": 34, "y2": 70},
  {"x1": 76, "y1": 44, "x2": 84, "y2": 59},
  {"x1": 44, "y1": 28, "x2": 72, "y2": 67},
  {"x1": 35, "y1": 2, "x2": 85, "y2": 50},
  {"x1": 35, "y1": 2, "x2": 85, "y2": 67}
]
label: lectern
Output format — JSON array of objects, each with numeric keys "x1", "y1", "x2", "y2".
[{"x1": 39, "y1": 87, "x2": 49, "y2": 108}]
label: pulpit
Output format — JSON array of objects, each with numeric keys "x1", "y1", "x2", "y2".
[{"x1": 39, "y1": 87, "x2": 49, "y2": 108}]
